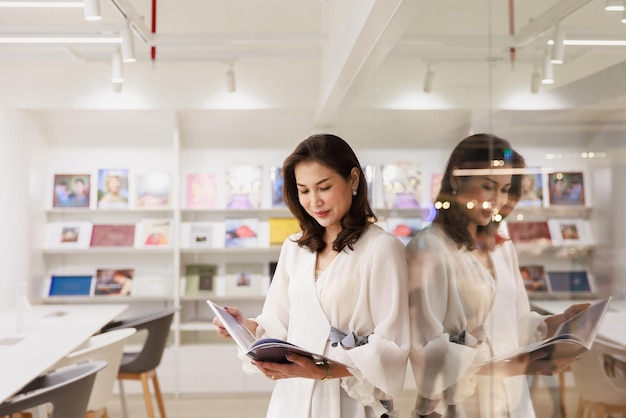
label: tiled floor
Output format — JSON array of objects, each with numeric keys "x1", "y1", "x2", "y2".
[{"x1": 106, "y1": 379, "x2": 579, "y2": 418}]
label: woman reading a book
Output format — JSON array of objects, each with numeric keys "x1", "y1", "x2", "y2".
[
  {"x1": 213, "y1": 134, "x2": 410, "y2": 418},
  {"x1": 406, "y1": 133, "x2": 588, "y2": 418}
]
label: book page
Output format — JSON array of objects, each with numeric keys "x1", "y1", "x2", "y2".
[{"x1": 206, "y1": 300, "x2": 256, "y2": 352}]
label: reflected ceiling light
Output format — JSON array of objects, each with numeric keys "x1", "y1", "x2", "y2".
[
  {"x1": 530, "y1": 69, "x2": 541, "y2": 94},
  {"x1": 111, "y1": 48, "x2": 124, "y2": 86},
  {"x1": 605, "y1": 0, "x2": 625, "y2": 11},
  {"x1": 423, "y1": 66, "x2": 434, "y2": 93},
  {"x1": 0, "y1": 35, "x2": 120, "y2": 44},
  {"x1": 542, "y1": 49, "x2": 554, "y2": 84},
  {"x1": 120, "y1": 22, "x2": 135, "y2": 63},
  {"x1": 550, "y1": 24, "x2": 565, "y2": 64},
  {"x1": 83, "y1": 0, "x2": 100, "y2": 20},
  {"x1": 621, "y1": 7, "x2": 626, "y2": 23},
  {"x1": 225, "y1": 63, "x2": 236, "y2": 93}
]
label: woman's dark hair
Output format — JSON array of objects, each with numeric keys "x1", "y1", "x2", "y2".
[
  {"x1": 434, "y1": 133, "x2": 525, "y2": 250},
  {"x1": 282, "y1": 134, "x2": 376, "y2": 253}
]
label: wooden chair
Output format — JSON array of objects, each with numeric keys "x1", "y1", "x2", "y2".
[
  {"x1": 101, "y1": 308, "x2": 175, "y2": 418},
  {"x1": 570, "y1": 339, "x2": 626, "y2": 418}
]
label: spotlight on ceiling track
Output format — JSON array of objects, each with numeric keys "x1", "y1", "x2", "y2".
[
  {"x1": 542, "y1": 49, "x2": 554, "y2": 85},
  {"x1": 83, "y1": 0, "x2": 101, "y2": 21},
  {"x1": 605, "y1": 0, "x2": 625, "y2": 11},
  {"x1": 120, "y1": 21, "x2": 135, "y2": 63},
  {"x1": 423, "y1": 65, "x2": 434, "y2": 93},
  {"x1": 550, "y1": 24, "x2": 565, "y2": 64},
  {"x1": 225, "y1": 63, "x2": 236, "y2": 93},
  {"x1": 111, "y1": 48, "x2": 123, "y2": 91}
]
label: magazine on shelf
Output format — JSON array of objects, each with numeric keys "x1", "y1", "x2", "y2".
[
  {"x1": 52, "y1": 174, "x2": 91, "y2": 208},
  {"x1": 94, "y1": 268, "x2": 134, "y2": 296},
  {"x1": 206, "y1": 300, "x2": 345, "y2": 365},
  {"x1": 97, "y1": 168, "x2": 129, "y2": 209},
  {"x1": 520, "y1": 265, "x2": 549, "y2": 293},
  {"x1": 547, "y1": 271, "x2": 595, "y2": 295},
  {"x1": 135, "y1": 218, "x2": 172, "y2": 247},
  {"x1": 268, "y1": 217, "x2": 300, "y2": 246},
  {"x1": 225, "y1": 163, "x2": 262, "y2": 210},
  {"x1": 269, "y1": 166, "x2": 285, "y2": 208},
  {"x1": 47, "y1": 221, "x2": 93, "y2": 248},
  {"x1": 547, "y1": 218, "x2": 593, "y2": 246},
  {"x1": 547, "y1": 171, "x2": 585, "y2": 206},
  {"x1": 184, "y1": 264, "x2": 218, "y2": 296},
  {"x1": 221, "y1": 263, "x2": 267, "y2": 296},
  {"x1": 381, "y1": 162, "x2": 422, "y2": 209},
  {"x1": 506, "y1": 221, "x2": 552, "y2": 245},
  {"x1": 134, "y1": 171, "x2": 171, "y2": 208},
  {"x1": 224, "y1": 218, "x2": 259, "y2": 248},
  {"x1": 186, "y1": 173, "x2": 217, "y2": 209},
  {"x1": 47, "y1": 275, "x2": 94, "y2": 297},
  {"x1": 90, "y1": 224, "x2": 135, "y2": 247},
  {"x1": 518, "y1": 171, "x2": 545, "y2": 207},
  {"x1": 479, "y1": 297, "x2": 612, "y2": 365}
]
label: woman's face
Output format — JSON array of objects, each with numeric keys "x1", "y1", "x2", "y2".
[
  {"x1": 455, "y1": 173, "x2": 512, "y2": 227},
  {"x1": 294, "y1": 161, "x2": 356, "y2": 237},
  {"x1": 106, "y1": 176, "x2": 122, "y2": 193}
]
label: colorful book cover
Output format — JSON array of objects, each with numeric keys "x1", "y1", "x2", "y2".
[
  {"x1": 47, "y1": 221, "x2": 93, "y2": 248},
  {"x1": 48, "y1": 275, "x2": 94, "y2": 297},
  {"x1": 547, "y1": 171, "x2": 585, "y2": 206},
  {"x1": 89, "y1": 224, "x2": 135, "y2": 247},
  {"x1": 224, "y1": 218, "x2": 259, "y2": 248},
  {"x1": 186, "y1": 173, "x2": 217, "y2": 209},
  {"x1": 136, "y1": 219, "x2": 172, "y2": 247},
  {"x1": 430, "y1": 173, "x2": 443, "y2": 203},
  {"x1": 185, "y1": 264, "x2": 218, "y2": 296},
  {"x1": 268, "y1": 218, "x2": 300, "y2": 246},
  {"x1": 225, "y1": 163, "x2": 262, "y2": 210},
  {"x1": 53, "y1": 174, "x2": 90, "y2": 208},
  {"x1": 506, "y1": 221, "x2": 552, "y2": 245},
  {"x1": 97, "y1": 168, "x2": 129, "y2": 209},
  {"x1": 269, "y1": 166, "x2": 285, "y2": 208},
  {"x1": 189, "y1": 223, "x2": 214, "y2": 247},
  {"x1": 547, "y1": 271, "x2": 593, "y2": 293},
  {"x1": 135, "y1": 171, "x2": 171, "y2": 208},
  {"x1": 520, "y1": 265, "x2": 548, "y2": 293},
  {"x1": 518, "y1": 172, "x2": 544, "y2": 207},
  {"x1": 381, "y1": 162, "x2": 422, "y2": 209},
  {"x1": 222, "y1": 262, "x2": 266, "y2": 296},
  {"x1": 94, "y1": 268, "x2": 134, "y2": 296}
]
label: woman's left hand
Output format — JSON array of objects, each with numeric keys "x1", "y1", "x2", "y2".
[
  {"x1": 544, "y1": 303, "x2": 590, "y2": 338},
  {"x1": 253, "y1": 353, "x2": 325, "y2": 381}
]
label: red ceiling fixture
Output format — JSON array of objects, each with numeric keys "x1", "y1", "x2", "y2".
[
  {"x1": 509, "y1": 0, "x2": 516, "y2": 66},
  {"x1": 151, "y1": 0, "x2": 157, "y2": 63}
]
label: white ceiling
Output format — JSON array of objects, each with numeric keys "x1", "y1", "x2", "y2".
[{"x1": 2, "y1": 0, "x2": 626, "y2": 149}]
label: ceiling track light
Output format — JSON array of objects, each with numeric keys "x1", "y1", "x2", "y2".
[
  {"x1": 530, "y1": 68, "x2": 541, "y2": 94},
  {"x1": 111, "y1": 48, "x2": 123, "y2": 87},
  {"x1": 120, "y1": 21, "x2": 135, "y2": 63},
  {"x1": 225, "y1": 63, "x2": 236, "y2": 93},
  {"x1": 83, "y1": 0, "x2": 101, "y2": 21},
  {"x1": 423, "y1": 65, "x2": 434, "y2": 93},
  {"x1": 542, "y1": 48, "x2": 554, "y2": 85},
  {"x1": 622, "y1": 6, "x2": 626, "y2": 23},
  {"x1": 550, "y1": 24, "x2": 565, "y2": 64},
  {"x1": 605, "y1": 0, "x2": 625, "y2": 10}
]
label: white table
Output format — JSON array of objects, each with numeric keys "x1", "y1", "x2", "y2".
[
  {"x1": 530, "y1": 298, "x2": 626, "y2": 348},
  {"x1": 0, "y1": 303, "x2": 128, "y2": 404}
]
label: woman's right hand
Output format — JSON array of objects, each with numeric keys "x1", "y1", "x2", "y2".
[{"x1": 212, "y1": 306, "x2": 245, "y2": 339}]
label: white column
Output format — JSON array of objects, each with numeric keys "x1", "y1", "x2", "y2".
[{"x1": 0, "y1": 110, "x2": 44, "y2": 310}]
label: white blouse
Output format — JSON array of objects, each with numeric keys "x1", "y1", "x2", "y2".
[
  {"x1": 252, "y1": 223, "x2": 410, "y2": 418},
  {"x1": 407, "y1": 224, "x2": 546, "y2": 418}
]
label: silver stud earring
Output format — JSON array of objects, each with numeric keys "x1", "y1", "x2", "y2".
[
  {"x1": 452, "y1": 187, "x2": 458, "y2": 196},
  {"x1": 352, "y1": 187, "x2": 357, "y2": 196}
]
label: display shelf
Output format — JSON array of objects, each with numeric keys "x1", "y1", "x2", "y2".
[
  {"x1": 510, "y1": 205, "x2": 592, "y2": 221},
  {"x1": 42, "y1": 247, "x2": 174, "y2": 255},
  {"x1": 39, "y1": 295, "x2": 175, "y2": 304},
  {"x1": 180, "y1": 247, "x2": 281, "y2": 255}
]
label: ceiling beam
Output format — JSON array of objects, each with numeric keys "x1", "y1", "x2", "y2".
[{"x1": 314, "y1": 0, "x2": 426, "y2": 127}]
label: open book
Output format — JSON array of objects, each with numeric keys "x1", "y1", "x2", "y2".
[
  {"x1": 480, "y1": 297, "x2": 612, "y2": 365},
  {"x1": 207, "y1": 300, "x2": 343, "y2": 365}
]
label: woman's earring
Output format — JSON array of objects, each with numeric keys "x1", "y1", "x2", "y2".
[
  {"x1": 452, "y1": 187, "x2": 458, "y2": 196},
  {"x1": 352, "y1": 187, "x2": 357, "y2": 196}
]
